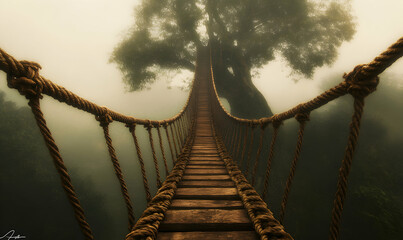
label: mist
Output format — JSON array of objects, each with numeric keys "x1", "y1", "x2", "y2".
[{"x1": 1, "y1": 0, "x2": 402, "y2": 239}]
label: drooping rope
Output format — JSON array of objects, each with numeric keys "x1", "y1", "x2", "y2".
[
  {"x1": 164, "y1": 123, "x2": 176, "y2": 165},
  {"x1": 127, "y1": 123, "x2": 152, "y2": 203},
  {"x1": 146, "y1": 123, "x2": 162, "y2": 189},
  {"x1": 279, "y1": 113, "x2": 310, "y2": 224},
  {"x1": 251, "y1": 123, "x2": 266, "y2": 186},
  {"x1": 262, "y1": 121, "x2": 281, "y2": 202},
  {"x1": 97, "y1": 111, "x2": 135, "y2": 230},
  {"x1": 156, "y1": 124, "x2": 169, "y2": 176}
]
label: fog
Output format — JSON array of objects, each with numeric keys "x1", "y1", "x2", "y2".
[{"x1": 0, "y1": 0, "x2": 402, "y2": 239}]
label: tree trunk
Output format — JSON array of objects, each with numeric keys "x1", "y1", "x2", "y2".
[{"x1": 210, "y1": 42, "x2": 273, "y2": 119}]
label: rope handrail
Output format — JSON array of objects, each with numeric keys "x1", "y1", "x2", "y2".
[
  {"x1": 208, "y1": 36, "x2": 403, "y2": 240},
  {"x1": 0, "y1": 48, "x2": 194, "y2": 127},
  {"x1": 209, "y1": 36, "x2": 403, "y2": 126},
  {"x1": 0, "y1": 47, "x2": 199, "y2": 240}
]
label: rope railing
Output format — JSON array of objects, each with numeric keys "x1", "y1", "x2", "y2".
[
  {"x1": 208, "y1": 36, "x2": 403, "y2": 240},
  {"x1": 0, "y1": 48, "x2": 199, "y2": 240}
]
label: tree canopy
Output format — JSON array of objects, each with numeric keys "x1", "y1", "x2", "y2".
[{"x1": 111, "y1": 0, "x2": 355, "y2": 118}]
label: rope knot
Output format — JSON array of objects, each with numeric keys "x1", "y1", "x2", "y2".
[
  {"x1": 7, "y1": 61, "x2": 43, "y2": 100},
  {"x1": 126, "y1": 122, "x2": 136, "y2": 132},
  {"x1": 343, "y1": 64, "x2": 379, "y2": 98},
  {"x1": 145, "y1": 120, "x2": 154, "y2": 130},
  {"x1": 258, "y1": 119, "x2": 268, "y2": 129},
  {"x1": 271, "y1": 114, "x2": 283, "y2": 129},
  {"x1": 96, "y1": 108, "x2": 113, "y2": 127},
  {"x1": 295, "y1": 112, "x2": 310, "y2": 123}
]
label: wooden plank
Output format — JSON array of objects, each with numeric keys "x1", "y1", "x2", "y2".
[
  {"x1": 170, "y1": 199, "x2": 243, "y2": 209},
  {"x1": 185, "y1": 169, "x2": 227, "y2": 175},
  {"x1": 159, "y1": 209, "x2": 252, "y2": 231},
  {"x1": 179, "y1": 180, "x2": 234, "y2": 188},
  {"x1": 182, "y1": 175, "x2": 230, "y2": 181},
  {"x1": 190, "y1": 156, "x2": 221, "y2": 161},
  {"x1": 175, "y1": 187, "x2": 238, "y2": 199},
  {"x1": 157, "y1": 231, "x2": 258, "y2": 240},
  {"x1": 186, "y1": 165, "x2": 225, "y2": 169},
  {"x1": 187, "y1": 160, "x2": 224, "y2": 165}
]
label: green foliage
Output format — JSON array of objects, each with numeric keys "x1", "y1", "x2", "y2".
[{"x1": 111, "y1": 0, "x2": 355, "y2": 90}]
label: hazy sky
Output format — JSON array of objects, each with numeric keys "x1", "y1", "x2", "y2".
[{"x1": 0, "y1": 0, "x2": 402, "y2": 115}]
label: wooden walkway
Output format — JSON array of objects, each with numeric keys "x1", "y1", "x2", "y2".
[{"x1": 156, "y1": 63, "x2": 259, "y2": 239}]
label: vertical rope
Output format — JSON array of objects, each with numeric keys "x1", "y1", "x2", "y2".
[
  {"x1": 164, "y1": 123, "x2": 176, "y2": 164},
  {"x1": 176, "y1": 120, "x2": 184, "y2": 148},
  {"x1": 244, "y1": 125, "x2": 256, "y2": 178},
  {"x1": 235, "y1": 123, "x2": 244, "y2": 160},
  {"x1": 97, "y1": 113, "x2": 135, "y2": 231},
  {"x1": 173, "y1": 121, "x2": 182, "y2": 152},
  {"x1": 127, "y1": 124, "x2": 152, "y2": 203},
  {"x1": 279, "y1": 113, "x2": 309, "y2": 224},
  {"x1": 28, "y1": 98, "x2": 94, "y2": 240},
  {"x1": 239, "y1": 125, "x2": 249, "y2": 167},
  {"x1": 262, "y1": 121, "x2": 281, "y2": 202},
  {"x1": 156, "y1": 124, "x2": 169, "y2": 176},
  {"x1": 228, "y1": 122, "x2": 237, "y2": 153},
  {"x1": 146, "y1": 123, "x2": 162, "y2": 189},
  {"x1": 230, "y1": 123, "x2": 240, "y2": 156},
  {"x1": 251, "y1": 124, "x2": 266, "y2": 186},
  {"x1": 328, "y1": 70, "x2": 379, "y2": 240},
  {"x1": 169, "y1": 124, "x2": 179, "y2": 157},
  {"x1": 329, "y1": 97, "x2": 366, "y2": 239}
]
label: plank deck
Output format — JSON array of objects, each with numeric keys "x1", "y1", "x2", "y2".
[{"x1": 156, "y1": 54, "x2": 258, "y2": 239}]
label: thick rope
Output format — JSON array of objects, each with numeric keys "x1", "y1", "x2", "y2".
[
  {"x1": 231, "y1": 123, "x2": 240, "y2": 156},
  {"x1": 170, "y1": 124, "x2": 179, "y2": 157},
  {"x1": 235, "y1": 123, "x2": 244, "y2": 160},
  {"x1": 329, "y1": 71, "x2": 379, "y2": 240},
  {"x1": 240, "y1": 125, "x2": 249, "y2": 167},
  {"x1": 262, "y1": 121, "x2": 281, "y2": 202},
  {"x1": 128, "y1": 124, "x2": 152, "y2": 203},
  {"x1": 244, "y1": 124, "x2": 256, "y2": 178},
  {"x1": 156, "y1": 124, "x2": 169, "y2": 176},
  {"x1": 146, "y1": 124, "x2": 162, "y2": 189},
  {"x1": 126, "y1": 110, "x2": 196, "y2": 240},
  {"x1": 251, "y1": 123, "x2": 266, "y2": 186},
  {"x1": 164, "y1": 123, "x2": 176, "y2": 165},
  {"x1": 29, "y1": 98, "x2": 94, "y2": 240},
  {"x1": 212, "y1": 122, "x2": 293, "y2": 240},
  {"x1": 279, "y1": 113, "x2": 310, "y2": 224},
  {"x1": 97, "y1": 112, "x2": 135, "y2": 230}
]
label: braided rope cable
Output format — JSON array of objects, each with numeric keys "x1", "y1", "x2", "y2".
[
  {"x1": 156, "y1": 124, "x2": 169, "y2": 176},
  {"x1": 211, "y1": 121, "x2": 293, "y2": 240},
  {"x1": 251, "y1": 124, "x2": 266, "y2": 186},
  {"x1": 329, "y1": 72, "x2": 380, "y2": 240},
  {"x1": 262, "y1": 122, "x2": 281, "y2": 202},
  {"x1": 279, "y1": 113, "x2": 310, "y2": 224},
  {"x1": 235, "y1": 123, "x2": 244, "y2": 160},
  {"x1": 244, "y1": 124, "x2": 256, "y2": 178},
  {"x1": 128, "y1": 124, "x2": 152, "y2": 203},
  {"x1": 96, "y1": 112, "x2": 135, "y2": 230},
  {"x1": 240, "y1": 125, "x2": 249, "y2": 167},
  {"x1": 230, "y1": 122, "x2": 240, "y2": 156},
  {"x1": 146, "y1": 123, "x2": 162, "y2": 189},
  {"x1": 163, "y1": 123, "x2": 176, "y2": 165},
  {"x1": 0, "y1": 48, "x2": 194, "y2": 127},
  {"x1": 208, "y1": 37, "x2": 403, "y2": 125},
  {"x1": 28, "y1": 98, "x2": 94, "y2": 239},
  {"x1": 169, "y1": 124, "x2": 179, "y2": 158},
  {"x1": 125, "y1": 108, "x2": 197, "y2": 240}
]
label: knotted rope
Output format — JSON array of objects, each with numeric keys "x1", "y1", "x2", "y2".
[{"x1": 96, "y1": 110, "x2": 135, "y2": 230}]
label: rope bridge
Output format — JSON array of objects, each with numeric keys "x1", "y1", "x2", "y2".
[{"x1": 0, "y1": 36, "x2": 402, "y2": 240}]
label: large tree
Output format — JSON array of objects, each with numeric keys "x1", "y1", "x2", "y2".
[{"x1": 111, "y1": 0, "x2": 355, "y2": 118}]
